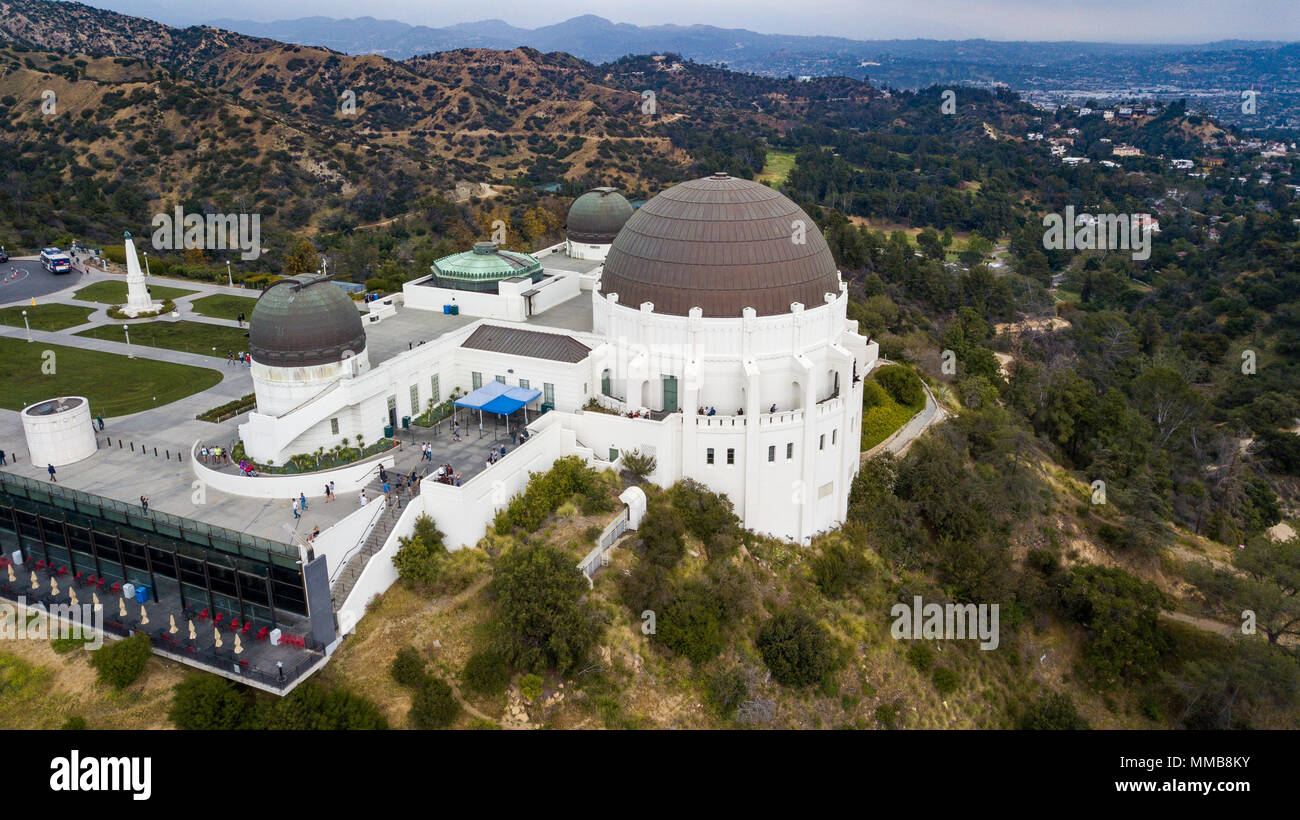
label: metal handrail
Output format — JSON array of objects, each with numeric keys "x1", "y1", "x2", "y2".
[{"x1": 328, "y1": 498, "x2": 388, "y2": 586}]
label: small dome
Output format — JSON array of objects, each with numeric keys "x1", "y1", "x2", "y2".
[
  {"x1": 599, "y1": 174, "x2": 841, "y2": 317},
  {"x1": 566, "y1": 187, "x2": 633, "y2": 245},
  {"x1": 249, "y1": 275, "x2": 366, "y2": 367},
  {"x1": 428, "y1": 243, "x2": 542, "y2": 292}
]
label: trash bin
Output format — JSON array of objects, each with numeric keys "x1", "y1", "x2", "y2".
[
  {"x1": 402, "y1": 416, "x2": 410, "y2": 430},
  {"x1": 122, "y1": 583, "x2": 135, "y2": 600},
  {"x1": 135, "y1": 585, "x2": 149, "y2": 603},
  {"x1": 442, "y1": 304, "x2": 450, "y2": 314},
  {"x1": 450, "y1": 304, "x2": 459, "y2": 315},
  {"x1": 384, "y1": 424, "x2": 394, "y2": 438}
]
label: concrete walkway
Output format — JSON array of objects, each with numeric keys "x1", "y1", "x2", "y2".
[{"x1": 863, "y1": 363, "x2": 949, "y2": 459}]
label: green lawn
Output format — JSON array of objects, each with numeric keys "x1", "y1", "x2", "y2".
[
  {"x1": 757, "y1": 150, "x2": 797, "y2": 186},
  {"x1": 0, "y1": 337, "x2": 223, "y2": 416},
  {"x1": 74, "y1": 320, "x2": 250, "y2": 357},
  {"x1": 0, "y1": 303, "x2": 93, "y2": 331},
  {"x1": 189, "y1": 293, "x2": 257, "y2": 321},
  {"x1": 72, "y1": 280, "x2": 195, "y2": 304},
  {"x1": 860, "y1": 388, "x2": 925, "y2": 451}
]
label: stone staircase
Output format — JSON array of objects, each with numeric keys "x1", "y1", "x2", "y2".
[{"x1": 329, "y1": 499, "x2": 403, "y2": 611}]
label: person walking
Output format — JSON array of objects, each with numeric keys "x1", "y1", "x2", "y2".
[
  {"x1": 329, "y1": 480, "x2": 336, "y2": 502},
  {"x1": 96, "y1": 414, "x2": 104, "y2": 431},
  {"x1": 324, "y1": 482, "x2": 332, "y2": 503},
  {"x1": 0, "y1": 449, "x2": 6, "y2": 466},
  {"x1": 299, "y1": 491, "x2": 308, "y2": 512},
  {"x1": 47, "y1": 463, "x2": 56, "y2": 482},
  {"x1": 291, "y1": 497, "x2": 301, "y2": 519},
  {"x1": 359, "y1": 490, "x2": 368, "y2": 507},
  {"x1": 139, "y1": 495, "x2": 149, "y2": 512}
]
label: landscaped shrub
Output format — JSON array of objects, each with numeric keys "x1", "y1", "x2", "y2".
[
  {"x1": 756, "y1": 611, "x2": 839, "y2": 688},
  {"x1": 654, "y1": 582, "x2": 725, "y2": 664},
  {"x1": 461, "y1": 648, "x2": 511, "y2": 696},
  {"x1": 168, "y1": 674, "x2": 253, "y2": 729},
  {"x1": 906, "y1": 642, "x2": 934, "y2": 673},
  {"x1": 262, "y1": 683, "x2": 388, "y2": 730},
  {"x1": 89, "y1": 632, "x2": 152, "y2": 689},
  {"x1": 410, "y1": 677, "x2": 461, "y2": 729},
  {"x1": 861, "y1": 379, "x2": 889, "y2": 409},
  {"x1": 932, "y1": 667, "x2": 960, "y2": 695},
  {"x1": 392, "y1": 515, "x2": 449, "y2": 592},
  {"x1": 668, "y1": 478, "x2": 739, "y2": 547},
  {"x1": 875, "y1": 365, "x2": 924, "y2": 408},
  {"x1": 519, "y1": 673, "x2": 543, "y2": 701},
  {"x1": 1019, "y1": 692, "x2": 1089, "y2": 730},
  {"x1": 496, "y1": 456, "x2": 607, "y2": 533},
  {"x1": 391, "y1": 646, "x2": 426, "y2": 688},
  {"x1": 491, "y1": 542, "x2": 598, "y2": 674},
  {"x1": 811, "y1": 535, "x2": 874, "y2": 598}
]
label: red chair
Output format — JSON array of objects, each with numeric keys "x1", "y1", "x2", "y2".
[
  {"x1": 34, "y1": 560, "x2": 45, "y2": 570},
  {"x1": 109, "y1": 582, "x2": 121, "y2": 594},
  {"x1": 241, "y1": 622, "x2": 252, "y2": 635},
  {"x1": 74, "y1": 571, "x2": 84, "y2": 582},
  {"x1": 214, "y1": 613, "x2": 224, "y2": 625},
  {"x1": 197, "y1": 608, "x2": 209, "y2": 621},
  {"x1": 96, "y1": 577, "x2": 106, "y2": 588},
  {"x1": 255, "y1": 627, "x2": 269, "y2": 642},
  {"x1": 57, "y1": 566, "x2": 68, "y2": 576}
]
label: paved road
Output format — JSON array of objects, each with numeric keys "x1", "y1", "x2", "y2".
[
  {"x1": 0, "y1": 257, "x2": 83, "y2": 305},
  {"x1": 863, "y1": 364, "x2": 948, "y2": 459}
]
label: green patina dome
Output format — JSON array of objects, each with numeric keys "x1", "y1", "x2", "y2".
[
  {"x1": 566, "y1": 187, "x2": 633, "y2": 245},
  {"x1": 429, "y1": 242, "x2": 542, "y2": 292},
  {"x1": 249, "y1": 274, "x2": 366, "y2": 367}
]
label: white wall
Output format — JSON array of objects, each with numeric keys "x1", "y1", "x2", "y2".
[
  {"x1": 334, "y1": 499, "x2": 419, "y2": 637},
  {"x1": 312, "y1": 498, "x2": 387, "y2": 582},
  {"x1": 190, "y1": 440, "x2": 394, "y2": 499},
  {"x1": 418, "y1": 422, "x2": 566, "y2": 549}
]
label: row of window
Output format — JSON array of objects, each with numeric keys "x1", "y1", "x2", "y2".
[{"x1": 706, "y1": 429, "x2": 839, "y2": 467}]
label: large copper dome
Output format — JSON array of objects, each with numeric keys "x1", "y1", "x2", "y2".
[
  {"x1": 598, "y1": 174, "x2": 841, "y2": 317},
  {"x1": 249, "y1": 275, "x2": 366, "y2": 367}
]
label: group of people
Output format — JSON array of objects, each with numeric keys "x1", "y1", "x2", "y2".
[
  {"x1": 322, "y1": 481, "x2": 336, "y2": 502},
  {"x1": 236, "y1": 459, "x2": 259, "y2": 477},
  {"x1": 486, "y1": 443, "x2": 508, "y2": 467},
  {"x1": 199, "y1": 445, "x2": 229, "y2": 465},
  {"x1": 695, "y1": 403, "x2": 780, "y2": 416},
  {"x1": 419, "y1": 442, "x2": 435, "y2": 461},
  {"x1": 432, "y1": 462, "x2": 461, "y2": 485},
  {"x1": 226, "y1": 351, "x2": 252, "y2": 367}
]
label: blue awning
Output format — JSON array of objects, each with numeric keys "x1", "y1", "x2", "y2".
[{"x1": 454, "y1": 381, "x2": 542, "y2": 416}]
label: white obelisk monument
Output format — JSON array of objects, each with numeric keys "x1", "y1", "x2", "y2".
[{"x1": 121, "y1": 231, "x2": 160, "y2": 317}]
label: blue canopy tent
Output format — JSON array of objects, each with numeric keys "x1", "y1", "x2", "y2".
[{"x1": 454, "y1": 382, "x2": 542, "y2": 436}]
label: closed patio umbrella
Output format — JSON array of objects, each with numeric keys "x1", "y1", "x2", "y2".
[
  {"x1": 139, "y1": 605, "x2": 148, "y2": 626},
  {"x1": 169, "y1": 614, "x2": 178, "y2": 634}
]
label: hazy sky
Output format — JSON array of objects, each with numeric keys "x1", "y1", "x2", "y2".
[{"x1": 92, "y1": 0, "x2": 1300, "y2": 42}]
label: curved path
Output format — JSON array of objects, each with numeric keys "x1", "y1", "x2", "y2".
[{"x1": 862, "y1": 362, "x2": 949, "y2": 460}]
